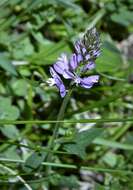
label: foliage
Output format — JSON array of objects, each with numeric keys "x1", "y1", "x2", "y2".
[{"x1": 0, "y1": 0, "x2": 133, "y2": 189}]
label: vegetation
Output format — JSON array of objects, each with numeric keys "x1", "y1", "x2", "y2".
[{"x1": 0, "y1": 0, "x2": 133, "y2": 189}]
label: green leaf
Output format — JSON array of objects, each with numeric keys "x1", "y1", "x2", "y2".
[
  {"x1": 23, "y1": 151, "x2": 46, "y2": 173},
  {"x1": 2, "y1": 146, "x2": 21, "y2": 160},
  {"x1": 63, "y1": 128, "x2": 103, "y2": 159},
  {"x1": 1, "y1": 125, "x2": 19, "y2": 139},
  {"x1": 0, "y1": 97, "x2": 19, "y2": 120},
  {"x1": 0, "y1": 54, "x2": 17, "y2": 76},
  {"x1": 96, "y1": 41, "x2": 122, "y2": 73},
  {"x1": 11, "y1": 79, "x2": 28, "y2": 96},
  {"x1": 111, "y1": 10, "x2": 133, "y2": 26},
  {"x1": 12, "y1": 37, "x2": 34, "y2": 59},
  {"x1": 102, "y1": 152, "x2": 117, "y2": 167}
]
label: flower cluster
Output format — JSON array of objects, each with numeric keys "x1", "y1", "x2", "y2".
[{"x1": 47, "y1": 28, "x2": 100, "y2": 97}]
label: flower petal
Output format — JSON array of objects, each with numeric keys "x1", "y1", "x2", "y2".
[
  {"x1": 79, "y1": 75, "x2": 99, "y2": 88},
  {"x1": 53, "y1": 62, "x2": 64, "y2": 74},
  {"x1": 69, "y1": 53, "x2": 78, "y2": 71},
  {"x1": 62, "y1": 70, "x2": 74, "y2": 79},
  {"x1": 50, "y1": 67, "x2": 66, "y2": 97},
  {"x1": 77, "y1": 54, "x2": 83, "y2": 63},
  {"x1": 54, "y1": 53, "x2": 75, "y2": 79},
  {"x1": 82, "y1": 61, "x2": 95, "y2": 72},
  {"x1": 53, "y1": 53, "x2": 69, "y2": 74},
  {"x1": 59, "y1": 84, "x2": 66, "y2": 97},
  {"x1": 58, "y1": 53, "x2": 69, "y2": 68},
  {"x1": 55, "y1": 77, "x2": 66, "y2": 97}
]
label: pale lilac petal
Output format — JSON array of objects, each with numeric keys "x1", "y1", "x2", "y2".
[
  {"x1": 79, "y1": 75, "x2": 99, "y2": 88},
  {"x1": 53, "y1": 53, "x2": 75, "y2": 79},
  {"x1": 80, "y1": 83, "x2": 93, "y2": 89},
  {"x1": 69, "y1": 53, "x2": 78, "y2": 70},
  {"x1": 59, "y1": 84, "x2": 66, "y2": 97},
  {"x1": 55, "y1": 77, "x2": 66, "y2": 97},
  {"x1": 62, "y1": 70, "x2": 74, "y2": 79},
  {"x1": 53, "y1": 53, "x2": 69, "y2": 74},
  {"x1": 58, "y1": 53, "x2": 69, "y2": 68},
  {"x1": 77, "y1": 54, "x2": 83, "y2": 63},
  {"x1": 53, "y1": 62, "x2": 64, "y2": 74},
  {"x1": 50, "y1": 67, "x2": 62, "y2": 83},
  {"x1": 82, "y1": 75, "x2": 99, "y2": 83},
  {"x1": 82, "y1": 61, "x2": 95, "y2": 72},
  {"x1": 49, "y1": 67, "x2": 66, "y2": 97}
]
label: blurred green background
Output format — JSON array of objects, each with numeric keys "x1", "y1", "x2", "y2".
[{"x1": 0, "y1": 0, "x2": 133, "y2": 189}]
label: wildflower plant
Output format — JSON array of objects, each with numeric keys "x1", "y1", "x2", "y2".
[
  {"x1": 48, "y1": 28, "x2": 100, "y2": 97},
  {"x1": 46, "y1": 27, "x2": 101, "y2": 162}
]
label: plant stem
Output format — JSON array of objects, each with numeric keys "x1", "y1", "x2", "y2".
[
  {"x1": 0, "y1": 118, "x2": 133, "y2": 125},
  {"x1": 0, "y1": 159, "x2": 132, "y2": 175},
  {"x1": 46, "y1": 88, "x2": 73, "y2": 161}
]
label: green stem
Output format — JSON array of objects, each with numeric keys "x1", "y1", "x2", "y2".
[
  {"x1": 46, "y1": 88, "x2": 73, "y2": 161},
  {"x1": 0, "y1": 159, "x2": 132, "y2": 175},
  {"x1": 0, "y1": 118, "x2": 133, "y2": 125}
]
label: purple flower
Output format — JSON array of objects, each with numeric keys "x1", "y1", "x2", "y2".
[
  {"x1": 75, "y1": 40, "x2": 100, "y2": 62},
  {"x1": 47, "y1": 67, "x2": 66, "y2": 97},
  {"x1": 53, "y1": 53, "x2": 99, "y2": 89},
  {"x1": 79, "y1": 75, "x2": 99, "y2": 88},
  {"x1": 82, "y1": 61, "x2": 95, "y2": 72},
  {"x1": 53, "y1": 53, "x2": 74, "y2": 79},
  {"x1": 75, "y1": 28, "x2": 101, "y2": 63},
  {"x1": 48, "y1": 27, "x2": 100, "y2": 97}
]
